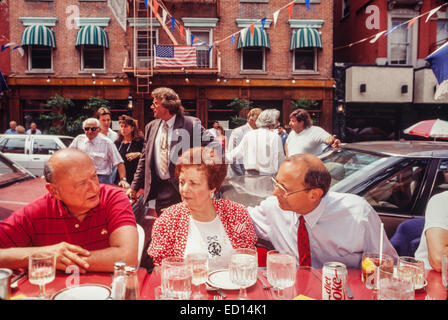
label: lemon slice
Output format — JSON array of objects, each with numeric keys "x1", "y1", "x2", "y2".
[{"x1": 362, "y1": 257, "x2": 376, "y2": 273}]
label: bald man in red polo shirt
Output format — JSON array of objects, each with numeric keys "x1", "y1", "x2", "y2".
[{"x1": 0, "y1": 148, "x2": 138, "y2": 273}]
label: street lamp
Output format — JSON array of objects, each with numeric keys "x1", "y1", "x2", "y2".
[{"x1": 127, "y1": 94, "x2": 133, "y2": 109}]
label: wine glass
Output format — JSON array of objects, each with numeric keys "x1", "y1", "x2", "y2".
[
  {"x1": 442, "y1": 254, "x2": 448, "y2": 290},
  {"x1": 28, "y1": 252, "x2": 56, "y2": 299},
  {"x1": 229, "y1": 248, "x2": 258, "y2": 300},
  {"x1": 266, "y1": 250, "x2": 296, "y2": 300},
  {"x1": 186, "y1": 253, "x2": 208, "y2": 300}
]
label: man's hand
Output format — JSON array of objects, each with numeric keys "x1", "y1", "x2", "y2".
[
  {"x1": 118, "y1": 179, "x2": 131, "y2": 189},
  {"x1": 331, "y1": 138, "x2": 341, "y2": 149},
  {"x1": 126, "y1": 188, "x2": 137, "y2": 200},
  {"x1": 126, "y1": 152, "x2": 141, "y2": 162},
  {"x1": 43, "y1": 242, "x2": 90, "y2": 273}
]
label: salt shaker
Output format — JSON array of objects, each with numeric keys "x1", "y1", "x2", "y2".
[
  {"x1": 124, "y1": 266, "x2": 139, "y2": 300},
  {"x1": 110, "y1": 261, "x2": 126, "y2": 300}
]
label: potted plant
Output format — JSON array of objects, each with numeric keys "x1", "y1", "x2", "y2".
[
  {"x1": 228, "y1": 98, "x2": 252, "y2": 128},
  {"x1": 291, "y1": 98, "x2": 319, "y2": 110}
]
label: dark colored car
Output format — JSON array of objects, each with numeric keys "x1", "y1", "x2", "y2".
[
  {"x1": 221, "y1": 140, "x2": 448, "y2": 239},
  {"x1": 0, "y1": 152, "x2": 47, "y2": 221}
]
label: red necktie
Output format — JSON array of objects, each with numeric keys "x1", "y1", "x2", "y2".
[{"x1": 297, "y1": 215, "x2": 311, "y2": 267}]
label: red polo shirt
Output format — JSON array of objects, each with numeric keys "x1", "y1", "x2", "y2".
[{"x1": 0, "y1": 184, "x2": 136, "y2": 251}]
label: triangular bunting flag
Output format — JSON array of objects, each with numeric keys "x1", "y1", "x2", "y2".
[
  {"x1": 180, "y1": 24, "x2": 184, "y2": 40},
  {"x1": 261, "y1": 17, "x2": 266, "y2": 30},
  {"x1": 384, "y1": 25, "x2": 399, "y2": 36},
  {"x1": 426, "y1": 5, "x2": 443, "y2": 23},
  {"x1": 288, "y1": 2, "x2": 294, "y2": 20},
  {"x1": 153, "y1": 0, "x2": 159, "y2": 18},
  {"x1": 191, "y1": 34, "x2": 195, "y2": 47},
  {"x1": 144, "y1": 0, "x2": 148, "y2": 9},
  {"x1": 13, "y1": 46, "x2": 24, "y2": 57},
  {"x1": 370, "y1": 30, "x2": 387, "y2": 43},
  {"x1": 162, "y1": 9, "x2": 167, "y2": 25},
  {"x1": 240, "y1": 28, "x2": 247, "y2": 46},
  {"x1": 273, "y1": 10, "x2": 280, "y2": 27},
  {"x1": 306, "y1": 0, "x2": 310, "y2": 11},
  {"x1": 171, "y1": 17, "x2": 175, "y2": 32},
  {"x1": 208, "y1": 45, "x2": 213, "y2": 54},
  {"x1": 250, "y1": 23, "x2": 255, "y2": 37},
  {"x1": 407, "y1": 17, "x2": 418, "y2": 30},
  {"x1": 231, "y1": 34, "x2": 235, "y2": 45}
]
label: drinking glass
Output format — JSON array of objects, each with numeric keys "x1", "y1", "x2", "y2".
[
  {"x1": 442, "y1": 254, "x2": 448, "y2": 290},
  {"x1": 28, "y1": 252, "x2": 56, "y2": 299},
  {"x1": 186, "y1": 253, "x2": 209, "y2": 300},
  {"x1": 377, "y1": 265, "x2": 415, "y2": 300},
  {"x1": 397, "y1": 256, "x2": 425, "y2": 290},
  {"x1": 361, "y1": 252, "x2": 394, "y2": 290},
  {"x1": 229, "y1": 248, "x2": 258, "y2": 300},
  {"x1": 161, "y1": 257, "x2": 192, "y2": 300},
  {"x1": 266, "y1": 250, "x2": 296, "y2": 300}
]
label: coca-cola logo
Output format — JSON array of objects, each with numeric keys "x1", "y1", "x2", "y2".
[{"x1": 323, "y1": 274, "x2": 346, "y2": 300}]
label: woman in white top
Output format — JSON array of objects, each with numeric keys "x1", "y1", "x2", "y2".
[
  {"x1": 227, "y1": 109, "x2": 285, "y2": 175},
  {"x1": 285, "y1": 109, "x2": 341, "y2": 157}
]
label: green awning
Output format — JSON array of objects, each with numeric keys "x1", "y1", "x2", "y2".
[
  {"x1": 237, "y1": 26, "x2": 270, "y2": 49},
  {"x1": 75, "y1": 25, "x2": 109, "y2": 48},
  {"x1": 290, "y1": 28, "x2": 322, "y2": 50},
  {"x1": 21, "y1": 25, "x2": 56, "y2": 48}
]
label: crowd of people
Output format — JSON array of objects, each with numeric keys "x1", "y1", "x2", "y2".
[{"x1": 0, "y1": 86, "x2": 445, "y2": 280}]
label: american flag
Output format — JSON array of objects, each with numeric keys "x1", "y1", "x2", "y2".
[{"x1": 154, "y1": 45, "x2": 197, "y2": 67}]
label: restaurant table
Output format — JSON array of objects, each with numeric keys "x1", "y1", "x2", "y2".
[{"x1": 9, "y1": 267, "x2": 447, "y2": 300}]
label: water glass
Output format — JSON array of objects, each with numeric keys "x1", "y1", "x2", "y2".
[
  {"x1": 377, "y1": 265, "x2": 415, "y2": 300},
  {"x1": 266, "y1": 250, "x2": 296, "y2": 300},
  {"x1": 186, "y1": 253, "x2": 209, "y2": 300},
  {"x1": 442, "y1": 254, "x2": 448, "y2": 289},
  {"x1": 361, "y1": 252, "x2": 394, "y2": 290},
  {"x1": 397, "y1": 256, "x2": 425, "y2": 290},
  {"x1": 28, "y1": 252, "x2": 56, "y2": 299},
  {"x1": 229, "y1": 248, "x2": 258, "y2": 300},
  {"x1": 161, "y1": 257, "x2": 192, "y2": 300}
]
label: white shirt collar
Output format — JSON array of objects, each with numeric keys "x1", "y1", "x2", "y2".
[
  {"x1": 163, "y1": 114, "x2": 176, "y2": 129},
  {"x1": 298, "y1": 193, "x2": 328, "y2": 229}
]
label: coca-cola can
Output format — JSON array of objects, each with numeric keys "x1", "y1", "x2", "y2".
[{"x1": 322, "y1": 262, "x2": 348, "y2": 300}]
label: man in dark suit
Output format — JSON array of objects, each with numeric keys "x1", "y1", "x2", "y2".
[{"x1": 127, "y1": 87, "x2": 215, "y2": 215}]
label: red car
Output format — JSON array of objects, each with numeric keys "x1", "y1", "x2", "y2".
[{"x1": 0, "y1": 152, "x2": 47, "y2": 221}]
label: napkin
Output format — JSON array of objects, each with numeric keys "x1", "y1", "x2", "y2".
[{"x1": 293, "y1": 294, "x2": 316, "y2": 300}]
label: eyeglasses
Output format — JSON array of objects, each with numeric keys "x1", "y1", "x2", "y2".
[
  {"x1": 271, "y1": 176, "x2": 311, "y2": 198},
  {"x1": 84, "y1": 127, "x2": 98, "y2": 132}
]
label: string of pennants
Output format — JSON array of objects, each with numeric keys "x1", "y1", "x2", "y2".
[
  {"x1": 334, "y1": 2, "x2": 448, "y2": 51},
  {"x1": 146, "y1": 0, "x2": 447, "y2": 55}
]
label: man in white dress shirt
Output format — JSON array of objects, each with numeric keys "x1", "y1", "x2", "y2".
[
  {"x1": 285, "y1": 109, "x2": 340, "y2": 157},
  {"x1": 248, "y1": 153, "x2": 398, "y2": 268},
  {"x1": 415, "y1": 191, "x2": 448, "y2": 271},
  {"x1": 69, "y1": 118, "x2": 130, "y2": 188},
  {"x1": 227, "y1": 108, "x2": 262, "y2": 176},
  {"x1": 227, "y1": 109, "x2": 285, "y2": 176}
]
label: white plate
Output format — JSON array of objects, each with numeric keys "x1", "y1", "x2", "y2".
[
  {"x1": 51, "y1": 284, "x2": 111, "y2": 300},
  {"x1": 207, "y1": 269, "x2": 256, "y2": 291}
]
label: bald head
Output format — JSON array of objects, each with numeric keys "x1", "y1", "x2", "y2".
[
  {"x1": 283, "y1": 154, "x2": 331, "y2": 196},
  {"x1": 44, "y1": 148, "x2": 94, "y2": 184}
]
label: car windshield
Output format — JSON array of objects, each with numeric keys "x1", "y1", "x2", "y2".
[
  {"x1": 60, "y1": 137, "x2": 74, "y2": 147},
  {"x1": 320, "y1": 148, "x2": 387, "y2": 187},
  {"x1": 0, "y1": 153, "x2": 34, "y2": 188}
]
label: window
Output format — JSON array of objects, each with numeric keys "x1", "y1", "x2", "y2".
[
  {"x1": 32, "y1": 139, "x2": 61, "y2": 155},
  {"x1": 81, "y1": 45, "x2": 104, "y2": 70},
  {"x1": 137, "y1": 29, "x2": 157, "y2": 68},
  {"x1": 28, "y1": 45, "x2": 52, "y2": 70},
  {"x1": 1, "y1": 138, "x2": 26, "y2": 154},
  {"x1": 293, "y1": 48, "x2": 317, "y2": 71},
  {"x1": 389, "y1": 18, "x2": 410, "y2": 65},
  {"x1": 430, "y1": 160, "x2": 448, "y2": 198},
  {"x1": 241, "y1": 47, "x2": 265, "y2": 71},
  {"x1": 437, "y1": 21, "x2": 448, "y2": 49},
  {"x1": 190, "y1": 30, "x2": 212, "y2": 68},
  {"x1": 342, "y1": 0, "x2": 350, "y2": 19},
  {"x1": 363, "y1": 160, "x2": 427, "y2": 213}
]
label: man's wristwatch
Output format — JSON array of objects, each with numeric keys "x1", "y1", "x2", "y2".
[{"x1": 121, "y1": 177, "x2": 127, "y2": 182}]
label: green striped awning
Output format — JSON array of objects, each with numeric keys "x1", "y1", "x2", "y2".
[
  {"x1": 290, "y1": 28, "x2": 322, "y2": 50},
  {"x1": 75, "y1": 25, "x2": 109, "y2": 48},
  {"x1": 237, "y1": 26, "x2": 270, "y2": 49},
  {"x1": 21, "y1": 25, "x2": 56, "y2": 48}
]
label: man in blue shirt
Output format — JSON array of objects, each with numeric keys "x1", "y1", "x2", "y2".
[{"x1": 5, "y1": 121, "x2": 17, "y2": 134}]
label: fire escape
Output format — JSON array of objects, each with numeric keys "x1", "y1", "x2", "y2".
[{"x1": 127, "y1": 0, "x2": 220, "y2": 95}]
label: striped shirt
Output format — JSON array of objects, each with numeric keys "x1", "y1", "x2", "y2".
[
  {"x1": 0, "y1": 184, "x2": 136, "y2": 251},
  {"x1": 69, "y1": 134, "x2": 123, "y2": 175}
]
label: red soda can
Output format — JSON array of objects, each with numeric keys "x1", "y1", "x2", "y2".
[{"x1": 322, "y1": 262, "x2": 348, "y2": 300}]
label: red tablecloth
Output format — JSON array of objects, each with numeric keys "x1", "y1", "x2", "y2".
[{"x1": 10, "y1": 267, "x2": 447, "y2": 300}]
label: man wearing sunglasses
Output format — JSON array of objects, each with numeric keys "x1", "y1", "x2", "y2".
[
  {"x1": 248, "y1": 153, "x2": 397, "y2": 268},
  {"x1": 69, "y1": 118, "x2": 130, "y2": 188}
]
